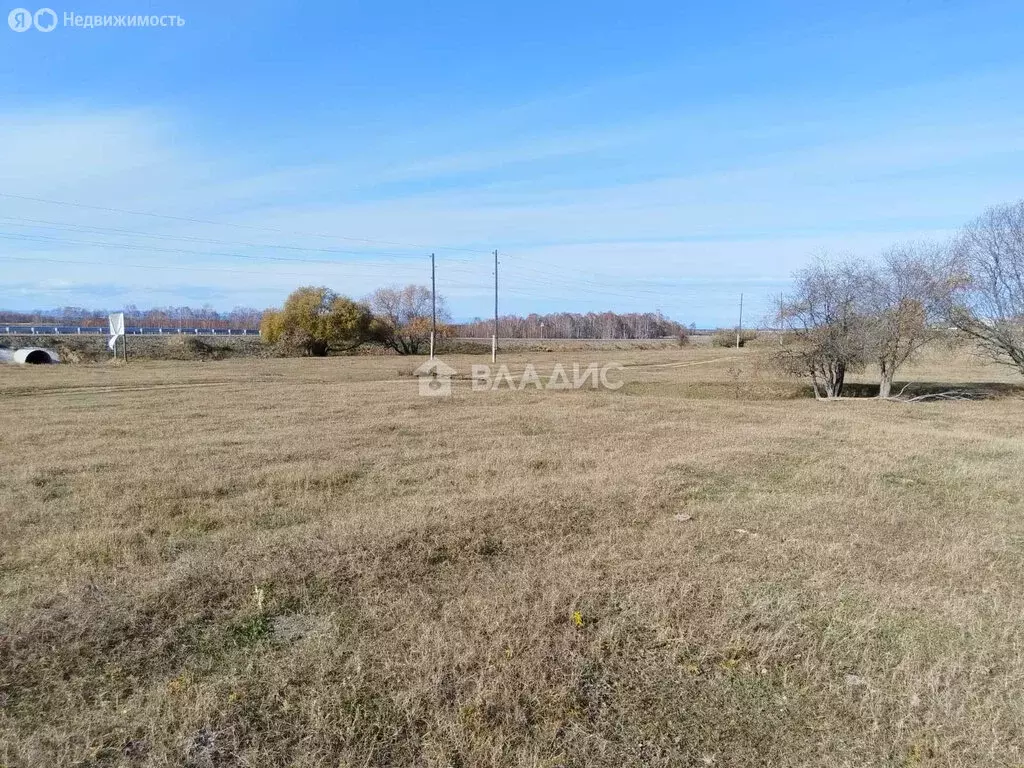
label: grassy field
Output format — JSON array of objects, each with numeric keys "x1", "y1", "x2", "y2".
[{"x1": 1, "y1": 346, "x2": 1023, "y2": 767}]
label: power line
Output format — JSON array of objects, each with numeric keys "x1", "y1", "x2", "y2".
[
  {"x1": 0, "y1": 192, "x2": 493, "y2": 256},
  {"x1": 502, "y1": 269, "x2": 688, "y2": 300},
  {"x1": 0, "y1": 227, "x2": 753, "y2": 312},
  {"x1": 0, "y1": 215, "x2": 476, "y2": 263},
  {"x1": 0, "y1": 253, "x2": 326, "y2": 280},
  {"x1": 0, "y1": 232, "x2": 741, "y2": 311},
  {"x1": 506, "y1": 255, "x2": 685, "y2": 295},
  {"x1": 0, "y1": 231, "x2": 482, "y2": 277},
  {"x1": 1, "y1": 198, "x2": 714, "y2": 302},
  {"x1": 0, "y1": 253, "x2": 492, "y2": 291},
  {"x1": 0, "y1": 193, "x2": 765, "y2": 316}
]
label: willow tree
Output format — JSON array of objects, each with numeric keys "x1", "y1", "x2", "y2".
[{"x1": 260, "y1": 286, "x2": 372, "y2": 356}]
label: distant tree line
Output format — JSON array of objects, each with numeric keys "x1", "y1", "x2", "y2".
[
  {"x1": 5, "y1": 295, "x2": 690, "y2": 354},
  {"x1": 0, "y1": 305, "x2": 263, "y2": 329},
  {"x1": 456, "y1": 312, "x2": 689, "y2": 340},
  {"x1": 775, "y1": 199, "x2": 1024, "y2": 398},
  {"x1": 0, "y1": 304, "x2": 690, "y2": 342}
]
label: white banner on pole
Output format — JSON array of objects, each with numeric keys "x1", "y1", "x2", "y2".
[{"x1": 108, "y1": 312, "x2": 125, "y2": 351}]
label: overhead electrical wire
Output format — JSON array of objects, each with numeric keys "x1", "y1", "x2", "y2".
[
  {"x1": 0, "y1": 252, "x2": 489, "y2": 291},
  {"x1": 0, "y1": 231, "x2": 484, "y2": 280},
  {"x1": 0, "y1": 193, "x2": 731, "y2": 311},
  {"x1": 0, "y1": 192, "x2": 494, "y2": 256},
  {"x1": 0, "y1": 216, "x2": 477, "y2": 263}
]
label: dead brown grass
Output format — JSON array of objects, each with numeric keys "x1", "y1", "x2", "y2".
[{"x1": 1, "y1": 346, "x2": 1022, "y2": 767}]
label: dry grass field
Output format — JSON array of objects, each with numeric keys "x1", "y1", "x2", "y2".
[{"x1": 1, "y1": 346, "x2": 1023, "y2": 767}]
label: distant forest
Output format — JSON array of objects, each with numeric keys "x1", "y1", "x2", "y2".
[
  {"x1": 458, "y1": 312, "x2": 691, "y2": 339},
  {"x1": 1, "y1": 306, "x2": 693, "y2": 339}
]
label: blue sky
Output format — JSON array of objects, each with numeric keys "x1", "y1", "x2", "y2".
[{"x1": 1, "y1": 0, "x2": 1023, "y2": 326}]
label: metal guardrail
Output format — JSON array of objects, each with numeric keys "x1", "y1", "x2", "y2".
[{"x1": 0, "y1": 325, "x2": 260, "y2": 336}]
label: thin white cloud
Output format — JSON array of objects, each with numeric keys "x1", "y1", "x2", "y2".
[{"x1": 1, "y1": 73, "x2": 1022, "y2": 325}]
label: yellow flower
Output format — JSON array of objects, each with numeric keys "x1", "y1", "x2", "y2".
[{"x1": 572, "y1": 611, "x2": 584, "y2": 627}]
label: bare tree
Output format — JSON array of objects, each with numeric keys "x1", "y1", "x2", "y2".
[
  {"x1": 775, "y1": 257, "x2": 869, "y2": 399},
  {"x1": 863, "y1": 242, "x2": 954, "y2": 398},
  {"x1": 947, "y1": 200, "x2": 1024, "y2": 373},
  {"x1": 368, "y1": 285, "x2": 450, "y2": 355}
]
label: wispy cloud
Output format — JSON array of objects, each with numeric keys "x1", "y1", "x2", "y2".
[{"x1": 2, "y1": 58, "x2": 1022, "y2": 327}]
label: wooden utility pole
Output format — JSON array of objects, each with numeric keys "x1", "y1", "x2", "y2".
[
  {"x1": 779, "y1": 296, "x2": 785, "y2": 346},
  {"x1": 736, "y1": 293, "x2": 744, "y2": 349},
  {"x1": 492, "y1": 249, "x2": 498, "y2": 363},
  {"x1": 430, "y1": 253, "x2": 436, "y2": 360}
]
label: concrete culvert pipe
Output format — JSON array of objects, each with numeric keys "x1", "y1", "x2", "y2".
[{"x1": 12, "y1": 347, "x2": 61, "y2": 364}]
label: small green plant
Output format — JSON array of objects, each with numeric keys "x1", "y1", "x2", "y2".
[
  {"x1": 230, "y1": 614, "x2": 272, "y2": 646},
  {"x1": 229, "y1": 585, "x2": 273, "y2": 646}
]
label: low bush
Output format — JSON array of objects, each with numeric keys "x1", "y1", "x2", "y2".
[{"x1": 711, "y1": 330, "x2": 758, "y2": 348}]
